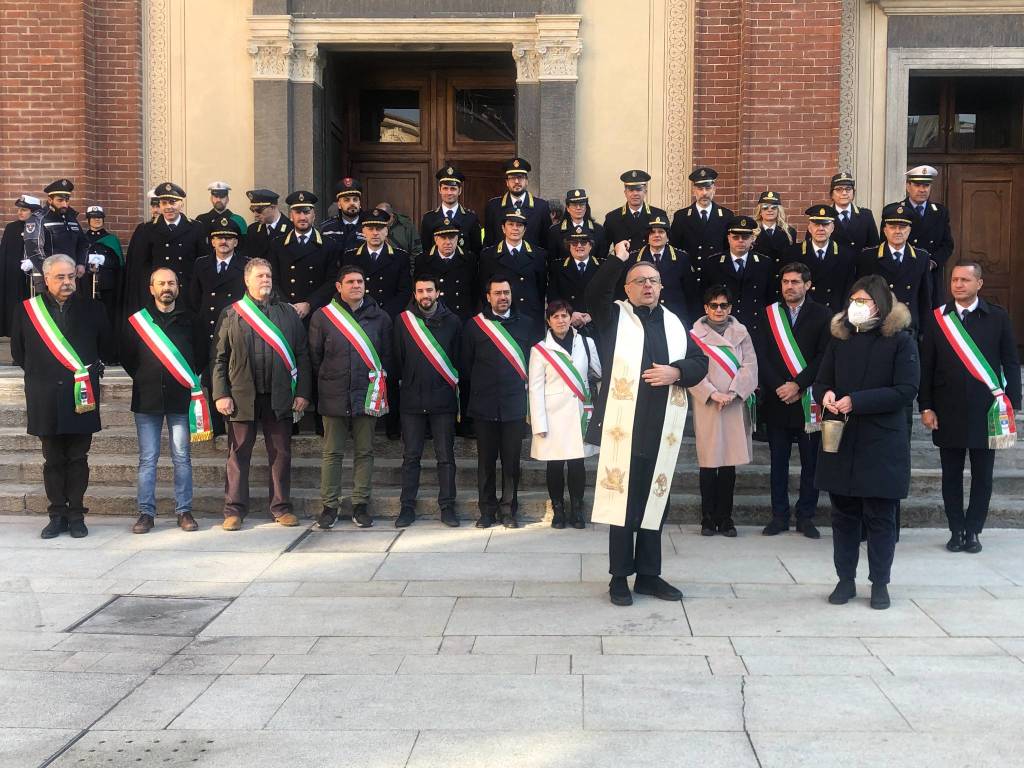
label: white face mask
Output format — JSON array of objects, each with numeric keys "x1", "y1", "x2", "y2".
[{"x1": 847, "y1": 302, "x2": 874, "y2": 326}]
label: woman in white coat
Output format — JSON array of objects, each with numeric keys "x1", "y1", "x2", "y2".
[
  {"x1": 688, "y1": 285, "x2": 758, "y2": 537},
  {"x1": 529, "y1": 300, "x2": 601, "y2": 529}
]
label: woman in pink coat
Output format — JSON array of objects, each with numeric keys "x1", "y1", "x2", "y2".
[{"x1": 688, "y1": 285, "x2": 758, "y2": 536}]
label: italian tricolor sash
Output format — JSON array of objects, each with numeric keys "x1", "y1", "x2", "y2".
[
  {"x1": 128, "y1": 308, "x2": 212, "y2": 442},
  {"x1": 400, "y1": 310, "x2": 459, "y2": 389},
  {"x1": 473, "y1": 314, "x2": 527, "y2": 381},
  {"x1": 765, "y1": 302, "x2": 821, "y2": 432},
  {"x1": 234, "y1": 295, "x2": 298, "y2": 396},
  {"x1": 933, "y1": 307, "x2": 1017, "y2": 449},
  {"x1": 688, "y1": 330, "x2": 757, "y2": 424},
  {"x1": 322, "y1": 300, "x2": 388, "y2": 416},
  {"x1": 533, "y1": 342, "x2": 593, "y2": 436},
  {"x1": 23, "y1": 296, "x2": 96, "y2": 413}
]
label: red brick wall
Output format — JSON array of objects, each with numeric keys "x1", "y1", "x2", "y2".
[
  {"x1": 693, "y1": 0, "x2": 842, "y2": 230},
  {"x1": 0, "y1": 0, "x2": 142, "y2": 242}
]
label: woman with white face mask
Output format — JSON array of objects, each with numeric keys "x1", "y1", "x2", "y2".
[{"x1": 813, "y1": 275, "x2": 919, "y2": 610}]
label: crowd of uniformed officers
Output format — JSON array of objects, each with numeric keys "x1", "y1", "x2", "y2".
[{"x1": 5, "y1": 160, "x2": 1020, "y2": 610}]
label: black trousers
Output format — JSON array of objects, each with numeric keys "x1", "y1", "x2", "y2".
[
  {"x1": 546, "y1": 458, "x2": 585, "y2": 502},
  {"x1": 940, "y1": 446, "x2": 995, "y2": 534},
  {"x1": 766, "y1": 425, "x2": 820, "y2": 523},
  {"x1": 698, "y1": 466, "x2": 736, "y2": 528},
  {"x1": 400, "y1": 412, "x2": 456, "y2": 512},
  {"x1": 40, "y1": 434, "x2": 93, "y2": 520},
  {"x1": 830, "y1": 493, "x2": 898, "y2": 585},
  {"x1": 608, "y1": 455, "x2": 665, "y2": 578},
  {"x1": 475, "y1": 419, "x2": 524, "y2": 517}
]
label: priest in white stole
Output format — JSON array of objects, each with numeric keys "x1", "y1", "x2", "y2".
[{"x1": 585, "y1": 241, "x2": 709, "y2": 606}]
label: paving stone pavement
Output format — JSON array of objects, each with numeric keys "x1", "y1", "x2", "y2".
[{"x1": 2, "y1": 514, "x2": 1024, "y2": 767}]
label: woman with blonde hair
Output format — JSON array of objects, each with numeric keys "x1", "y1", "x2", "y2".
[{"x1": 753, "y1": 190, "x2": 797, "y2": 286}]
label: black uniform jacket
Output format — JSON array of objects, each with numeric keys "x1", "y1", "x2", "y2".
[
  {"x1": 477, "y1": 240, "x2": 547, "y2": 339},
  {"x1": 814, "y1": 303, "x2": 919, "y2": 499},
  {"x1": 343, "y1": 242, "x2": 412, "y2": 318},
  {"x1": 11, "y1": 291, "x2": 113, "y2": 436},
  {"x1": 669, "y1": 202, "x2": 734, "y2": 264},
  {"x1": 420, "y1": 204, "x2": 483, "y2": 257},
  {"x1": 583, "y1": 257, "x2": 708, "y2": 458},
  {"x1": 602, "y1": 203, "x2": 669, "y2": 253},
  {"x1": 698, "y1": 250, "x2": 774, "y2": 336},
  {"x1": 484, "y1": 192, "x2": 551, "y2": 250},
  {"x1": 462, "y1": 306, "x2": 533, "y2": 422},
  {"x1": 621, "y1": 245, "x2": 699, "y2": 326},
  {"x1": 790, "y1": 239, "x2": 857, "y2": 316},
  {"x1": 42, "y1": 206, "x2": 88, "y2": 266},
  {"x1": 919, "y1": 299, "x2": 1021, "y2": 450},
  {"x1": 547, "y1": 216, "x2": 607, "y2": 264},
  {"x1": 415, "y1": 247, "x2": 478, "y2": 322},
  {"x1": 132, "y1": 215, "x2": 207, "y2": 313},
  {"x1": 271, "y1": 228, "x2": 344, "y2": 313},
  {"x1": 547, "y1": 253, "x2": 600, "y2": 316},
  {"x1": 827, "y1": 205, "x2": 879, "y2": 252},
  {"x1": 188, "y1": 254, "x2": 246, "y2": 368},
  {"x1": 856, "y1": 243, "x2": 931, "y2": 331},
  {"x1": 754, "y1": 297, "x2": 832, "y2": 429}
]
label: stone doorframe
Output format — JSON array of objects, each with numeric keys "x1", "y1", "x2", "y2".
[{"x1": 245, "y1": 13, "x2": 583, "y2": 201}]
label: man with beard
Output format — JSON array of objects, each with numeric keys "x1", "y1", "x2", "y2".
[
  {"x1": 195, "y1": 182, "x2": 248, "y2": 256},
  {"x1": 393, "y1": 274, "x2": 462, "y2": 528},
  {"x1": 41, "y1": 179, "x2": 88, "y2": 276},
  {"x1": 321, "y1": 177, "x2": 365, "y2": 254},
  {"x1": 670, "y1": 167, "x2": 734, "y2": 269},
  {"x1": 245, "y1": 189, "x2": 291, "y2": 261},
  {"x1": 212, "y1": 258, "x2": 311, "y2": 530},
  {"x1": 483, "y1": 158, "x2": 550, "y2": 249},
  {"x1": 11, "y1": 254, "x2": 113, "y2": 539},
  {"x1": 123, "y1": 267, "x2": 204, "y2": 534}
]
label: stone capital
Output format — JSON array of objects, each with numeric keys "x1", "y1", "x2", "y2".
[{"x1": 247, "y1": 39, "x2": 294, "y2": 80}]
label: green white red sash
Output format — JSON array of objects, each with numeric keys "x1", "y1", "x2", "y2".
[
  {"x1": 400, "y1": 310, "x2": 459, "y2": 389},
  {"x1": 473, "y1": 314, "x2": 527, "y2": 381},
  {"x1": 765, "y1": 302, "x2": 821, "y2": 432},
  {"x1": 234, "y1": 295, "x2": 298, "y2": 396},
  {"x1": 689, "y1": 330, "x2": 757, "y2": 424},
  {"x1": 533, "y1": 342, "x2": 593, "y2": 436},
  {"x1": 23, "y1": 296, "x2": 96, "y2": 413},
  {"x1": 128, "y1": 308, "x2": 212, "y2": 442},
  {"x1": 933, "y1": 306, "x2": 1017, "y2": 449},
  {"x1": 322, "y1": 300, "x2": 388, "y2": 416}
]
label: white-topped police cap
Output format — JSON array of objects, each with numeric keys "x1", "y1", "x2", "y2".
[
  {"x1": 85, "y1": 205, "x2": 105, "y2": 218},
  {"x1": 905, "y1": 165, "x2": 938, "y2": 184},
  {"x1": 15, "y1": 194, "x2": 42, "y2": 210},
  {"x1": 207, "y1": 181, "x2": 231, "y2": 195},
  {"x1": 147, "y1": 188, "x2": 158, "y2": 202}
]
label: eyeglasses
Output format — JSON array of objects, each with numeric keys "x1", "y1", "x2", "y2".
[
  {"x1": 850, "y1": 298, "x2": 875, "y2": 305},
  {"x1": 760, "y1": 205, "x2": 778, "y2": 211},
  {"x1": 627, "y1": 277, "x2": 662, "y2": 286},
  {"x1": 706, "y1": 302, "x2": 731, "y2": 310}
]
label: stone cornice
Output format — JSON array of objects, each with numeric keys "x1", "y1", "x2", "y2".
[{"x1": 869, "y1": 0, "x2": 1024, "y2": 14}]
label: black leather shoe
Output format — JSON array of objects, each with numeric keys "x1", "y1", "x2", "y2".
[
  {"x1": 569, "y1": 498, "x2": 586, "y2": 529},
  {"x1": 700, "y1": 526, "x2": 715, "y2": 536},
  {"x1": 963, "y1": 531, "x2": 982, "y2": 554},
  {"x1": 762, "y1": 518, "x2": 789, "y2": 536},
  {"x1": 475, "y1": 512, "x2": 495, "y2": 529},
  {"x1": 870, "y1": 582, "x2": 890, "y2": 610},
  {"x1": 828, "y1": 579, "x2": 856, "y2": 605},
  {"x1": 633, "y1": 575, "x2": 683, "y2": 601},
  {"x1": 40, "y1": 518, "x2": 62, "y2": 539},
  {"x1": 352, "y1": 504, "x2": 373, "y2": 528},
  {"x1": 609, "y1": 576, "x2": 633, "y2": 606},
  {"x1": 68, "y1": 519, "x2": 88, "y2": 538},
  {"x1": 318, "y1": 506, "x2": 339, "y2": 530},
  {"x1": 946, "y1": 530, "x2": 965, "y2": 552},
  {"x1": 796, "y1": 520, "x2": 821, "y2": 539},
  {"x1": 550, "y1": 500, "x2": 566, "y2": 529},
  {"x1": 395, "y1": 508, "x2": 415, "y2": 528},
  {"x1": 719, "y1": 524, "x2": 738, "y2": 538},
  {"x1": 440, "y1": 508, "x2": 460, "y2": 528},
  {"x1": 503, "y1": 513, "x2": 520, "y2": 529}
]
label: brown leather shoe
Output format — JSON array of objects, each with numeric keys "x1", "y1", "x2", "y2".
[
  {"x1": 222, "y1": 515, "x2": 243, "y2": 531},
  {"x1": 275, "y1": 512, "x2": 300, "y2": 527},
  {"x1": 178, "y1": 512, "x2": 198, "y2": 532},
  {"x1": 131, "y1": 514, "x2": 154, "y2": 534}
]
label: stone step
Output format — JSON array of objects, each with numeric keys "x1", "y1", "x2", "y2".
[{"x1": 4, "y1": 482, "x2": 1023, "y2": 527}]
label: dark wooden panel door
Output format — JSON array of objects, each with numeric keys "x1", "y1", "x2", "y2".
[{"x1": 351, "y1": 161, "x2": 430, "y2": 222}]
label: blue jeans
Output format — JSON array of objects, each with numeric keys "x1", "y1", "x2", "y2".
[
  {"x1": 136, "y1": 412, "x2": 193, "y2": 517},
  {"x1": 766, "y1": 425, "x2": 819, "y2": 523}
]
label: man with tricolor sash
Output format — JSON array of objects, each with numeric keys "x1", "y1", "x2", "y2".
[
  {"x1": 920, "y1": 263, "x2": 1021, "y2": 554},
  {"x1": 211, "y1": 258, "x2": 311, "y2": 530},
  {"x1": 463, "y1": 275, "x2": 534, "y2": 529},
  {"x1": 11, "y1": 254, "x2": 113, "y2": 539},
  {"x1": 122, "y1": 267, "x2": 203, "y2": 534},
  {"x1": 756, "y1": 262, "x2": 831, "y2": 538},
  {"x1": 585, "y1": 241, "x2": 709, "y2": 607},
  {"x1": 309, "y1": 265, "x2": 393, "y2": 530}
]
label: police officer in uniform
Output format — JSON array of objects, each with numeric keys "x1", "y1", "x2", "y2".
[
  {"x1": 790, "y1": 205, "x2": 856, "y2": 315},
  {"x1": 548, "y1": 188, "x2": 606, "y2": 266},
  {"x1": 900, "y1": 165, "x2": 954, "y2": 308},
  {"x1": 856, "y1": 202, "x2": 932, "y2": 332},
  {"x1": 478, "y1": 209, "x2": 547, "y2": 342},
  {"x1": 195, "y1": 182, "x2": 248, "y2": 256},
  {"x1": 700, "y1": 215, "x2": 773, "y2": 336},
  {"x1": 624, "y1": 216, "x2": 699, "y2": 325},
  {"x1": 189, "y1": 216, "x2": 245, "y2": 437},
  {"x1": 826, "y1": 172, "x2": 878, "y2": 252},
  {"x1": 342, "y1": 208, "x2": 413, "y2": 319},
  {"x1": 547, "y1": 223, "x2": 601, "y2": 329},
  {"x1": 270, "y1": 191, "x2": 341, "y2": 321},
  {"x1": 417, "y1": 218, "x2": 478, "y2": 323},
  {"x1": 670, "y1": 167, "x2": 734, "y2": 264},
  {"x1": 420, "y1": 166, "x2": 483, "y2": 260},
  {"x1": 483, "y1": 158, "x2": 551, "y2": 249},
  {"x1": 82, "y1": 206, "x2": 124, "y2": 343},
  {"x1": 245, "y1": 189, "x2": 291, "y2": 259},
  {"x1": 42, "y1": 179, "x2": 88, "y2": 275},
  {"x1": 320, "y1": 177, "x2": 365, "y2": 254},
  {"x1": 602, "y1": 170, "x2": 669, "y2": 253},
  {"x1": 753, "y1": 190, "x2": 797, "y2": 283}
]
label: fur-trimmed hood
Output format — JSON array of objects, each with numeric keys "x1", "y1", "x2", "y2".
[{"x1": 830, "y1": 301, "x2": 911, "y2": 340}]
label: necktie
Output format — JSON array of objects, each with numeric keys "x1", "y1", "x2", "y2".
[
  {"x1": 168, "y1": 223, "x2": 176, "y2": 231},
  {"x1": 653, "y1": 252, "x2": 661, "y2": 264},
  {"x1": 578, "y1": 261, "x2": 586, "y2": 275},
  {"x1": 700, "y1": 209, "x2": 709, "y2": 223},
  {"x1": 961, "y1": 309, "x2": 970, "y2": 322},
  {"x1": 766, "y1": 227, "x2": 774, "y2": 235},
  {"x1": 816, "y1": 249, "x2": 825, "y2": 261},
  {"x1": 790, "y1": 306, "x2": 799, "y2": 325},
  {"x1": 298, "y1": 234, "x2": 308, "y2": 246},
  {"x1": 218, "y1": 261, "x2": 226, "y2": 274},
  {"x1": 510, "y1": 247, "x2": 519, "y2": 260},
  {"x1": 514, "y1": 200, "x2": 522, "y2": 210},
  {"x1": 632, "y1": 210, "x2": 640, "y2": 220},
  {"x1": 893, "y1": 251, "x2": 902, "y2": 264},
  {"x1": 917, "y1": 204, "x2": 926, "y2": 218},
  {"x1": 370, "y1": 251, "x2": 379, "y2": 261},
  {"x1": 735, "y1": 259, "x2": 744, "y2": 275},
  {"x1": 841, "y1": 211, "x2": 850, "y2": 224}
]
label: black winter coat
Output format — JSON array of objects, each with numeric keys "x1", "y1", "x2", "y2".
[
  {"x1": 0, "y1": 220, "x2": 28, "y2": 336},
  {"x1": 121, "y1": 302, "x2": 198, "y2": 415},
  {"x1": 462, "y1": 307, "x2": 533, "y2": 422},
  {"x1": 11, "y1": 292, "x2": 114, "y2": 436},
  {"x1": 308, "y1": 294, "x2": 394, "y2": 418},
  {"x1": 603, "y1": 203, "x2": 670, "y2": 253},
  {"x1": 42, "y1": 206, "x2": 88, "y2": 266},
  {"x1": 814, "y1": 303, "x2": 920, "y2": 499},
  {"x1": 669, "y1": 202, "x2": 734, "y2": 264},
  {"x1": 791, "y1": 239, "x2": 857, "y2": 316},
  {"x1": 393, "y1": 300, "x2": 462, "y2": 415},
  {"x1": 483, "y1": 192, "x2": 550, "y2": 250},
  {"x1": 919, "y1": 299, "x2": 1021, "y2": 450},
  {"x1": 343, "y1": 242, "x2": 412, "y2": 318}
]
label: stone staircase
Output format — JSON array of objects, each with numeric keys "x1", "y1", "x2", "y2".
[{"x1": 0, "y1": 354, "x2": 1022, "y2": 527}]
